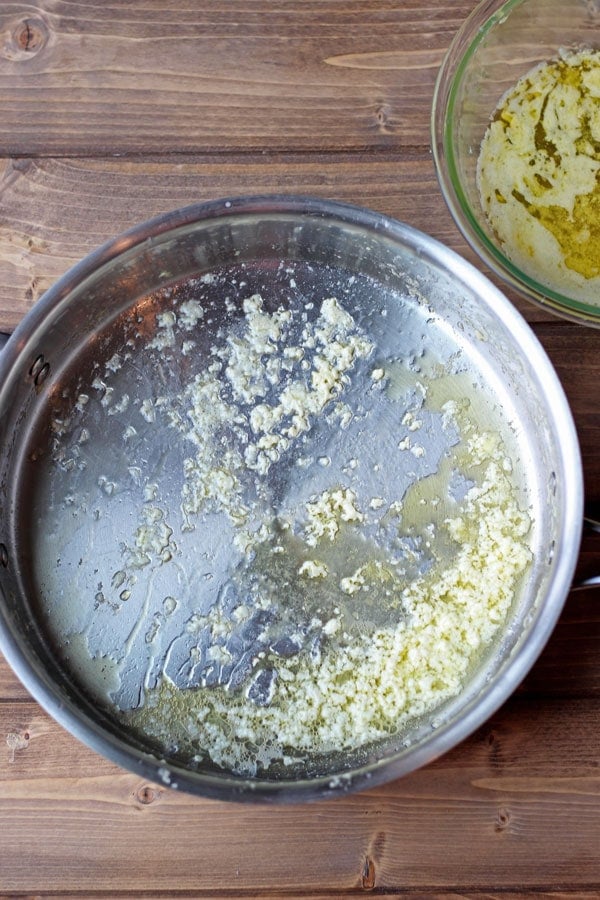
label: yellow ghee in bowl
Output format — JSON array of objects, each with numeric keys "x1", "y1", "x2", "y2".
[{"x1": 477, "y1": 48, "x2": 600, "y2": 303}]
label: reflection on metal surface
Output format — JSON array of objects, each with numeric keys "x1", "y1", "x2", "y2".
[
  {"x1": 27, "y1": 260, "x2": 530, "y2": 771},
  {"x1": 0, "y1": 198, "x2": 582, "y2": 800}
]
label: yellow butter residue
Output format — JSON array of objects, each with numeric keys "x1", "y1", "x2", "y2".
[
  {"x1": 304, "y1": 487, "x2": 364, "y2": 547},
  {"x1": 119, "y1": 291, "x2": 533, "y2": 778},
  {"x1": 298, "y1": 559, "x2": 329, "y2": 579},
  {"x1": 179, "y1": 294, "x2": 373, "y2": 527},
  {"x1": 130, "y1": 453, "x2": 531, "y2": 777},
  {"x1": 477, "y1": 48, "x2": 600, "y2": 303}
]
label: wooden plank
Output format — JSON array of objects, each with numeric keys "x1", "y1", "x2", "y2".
[
  {"x1": 0, "y1": 698, "x2": 598, "y2": 894},
  {"x1": 26, "y1": 896, "x2": 600, "y2": 900},
  {"x1": 532, "y1": 323, "x2": 600, "y2": 502},
  {"x1": 0, "y1": 2, "x2": 597, "y2": 896},
  {"x1": 12, "y1": 895, "x2": 600, "y2": 900},
  {"x1": 0, "y1": 0, "x2": 476, "y2": 156},
  {"x1": 0, "y1": 657, "x2": 30, "y2": 700},
  {"x1": 517, "y1": 589, "x2": 600, "y2": 698},
  {"x1": 0, "y1": 153, "x2": 557, "y2": 330},
  {"x1": 1, "y1": 574, "x2": 598, "y2": 702}
]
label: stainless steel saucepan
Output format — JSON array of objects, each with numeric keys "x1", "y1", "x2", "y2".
[{"x1": 0, "y1": 196, "x2": 583, "y2": 802}]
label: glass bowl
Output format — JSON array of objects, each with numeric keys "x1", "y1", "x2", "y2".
[{"x1": 432, "y1": 0, "x2": 600, "y2": 325}]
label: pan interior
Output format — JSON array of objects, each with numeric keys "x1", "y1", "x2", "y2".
[{"x1": 2, "y1": 208, "x2": 557, "y2": 793}]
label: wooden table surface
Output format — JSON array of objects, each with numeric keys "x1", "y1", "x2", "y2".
[{"x1": 1, "y1": 1, "x2": 599, "y2": 897}]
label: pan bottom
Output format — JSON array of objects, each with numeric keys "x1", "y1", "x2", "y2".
[{"x1": 18, "y1": 256, "x2": 533, "y2": 780}]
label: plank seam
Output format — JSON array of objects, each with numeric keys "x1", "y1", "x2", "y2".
[
  {"x1": 0, "y1": 145, "x2": 432, "y2": 162},
  {"x1": 2, "y1": 886, "x2": 600, "y2": 898}
]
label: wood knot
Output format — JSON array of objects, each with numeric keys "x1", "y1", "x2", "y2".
[
  {"x1": 3, "y1": 18, "x2": 49, "y2": 60},
  {"x1": 374, "y1": 103, "x2": 393, "y2": 134},
  {"x1": 494, "y1": 806, "x2": 512, "y2": 832},
  {"x1": 16, "y1": 18, "x2": 47, "y2": 53},
  {"x1": 6, "y1": 730, "x2": 30, "y2": 762},
  {"x1": 485, "y1": 727, "x2": 504, "y2": 769},
  {"x1": 135, "y1": 784, "x2": 160, "y2": 806},
  {"x1": 361, "y1": 855, "x2": 376, "y2": 891},
  {"x1": 11, "y1": 158, "x2": 34, "y2": 174},
  {"x1": 371, "y1": 830, "x2": 386, "y2": 860}
]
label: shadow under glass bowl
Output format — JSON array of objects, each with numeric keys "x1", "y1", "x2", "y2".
[{"x1": 432, "y1": 0, "x2": 600, "y2": 325}]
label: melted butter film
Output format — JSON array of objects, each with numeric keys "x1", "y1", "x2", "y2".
[
  {"x1": 124, "y1": 357, "x2": 532, "y2": 778},
  {"x1": 30, "y1": 268, "x2": 533, "y2": 779},
  {"x1": 477, "y1": 48, "x2": 600, "y2": 302}
]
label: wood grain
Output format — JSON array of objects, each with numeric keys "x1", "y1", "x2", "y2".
[
  {"x1": 0, "y1": 154, "x2": 559, "y2": 329},
  {"x1": 0, "y1": 657, "x2": 30, "y2": 700},
  {"x1": 10, "y1": 896, "x2": 600, "y2": 900},
  {"x1": 533, "y1": 323, "x2": 600, "y2": 502},
  {"x1": 0, "y1": 158, "x2": 599, "y2": 896},
  {"x1": 0, "y1": 0, "x2": 475, "y2": 156},
  {"x1": 11, "y1": 896, "x2": 600, "y2": 900},
  {"x1": 0, "y1": 699, "x2": 598, "y2": 894},
  {"x1": 14, "y1": 896, "x2": 600, "y2": 900},
  {"x1": 0, "y1": 0, "x2": 599, "y2": 895}
]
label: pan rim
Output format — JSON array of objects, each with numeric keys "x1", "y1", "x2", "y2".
[{"x1": 0, "y1": 194, "x2": 584, "y2": 803}]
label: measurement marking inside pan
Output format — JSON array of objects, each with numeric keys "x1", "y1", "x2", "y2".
[{"x1": 26, "y1": 261, "x2": 533, "y2": 778}]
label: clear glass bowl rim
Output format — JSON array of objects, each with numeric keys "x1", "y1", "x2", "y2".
[{"x1": 431, "y1": 0, "x2": 600, "y2": 325}]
